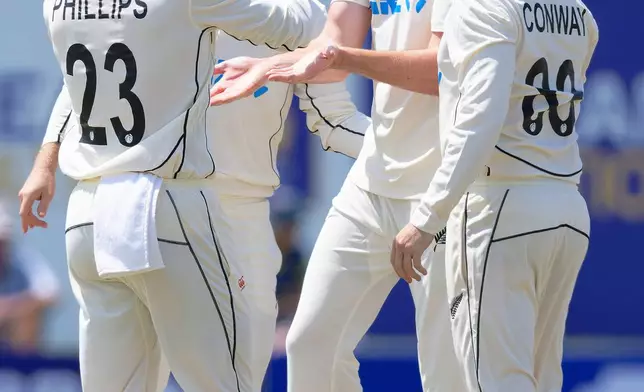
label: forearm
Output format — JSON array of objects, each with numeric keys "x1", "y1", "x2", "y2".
[
  {"x1": 267, "y1": 0, "x2": 371, "y2": 81},
  {"x1": 33, "y1": 143, "x2": 60, "y2": 174},
  {"x1": 410, "y1": 44, "x2": 515, "y2": 233},
  {"x1": 334, "y1": 46, "x2": 439, "y2": 94}
]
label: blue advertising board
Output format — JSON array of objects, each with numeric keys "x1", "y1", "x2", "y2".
[{"x1": 1, "y1": 355, "x2": 644, "y2": 392}]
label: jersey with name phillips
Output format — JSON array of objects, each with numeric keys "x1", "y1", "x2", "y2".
[
  {"x1": 410, "y1": 0, "x2": 599, "y2": 233},
  {"x1": 331, "y1": 0, "x2": 442, "y2": 200},
  {"x1": 42, "y1": 30, "x2": 370, "y2": 197},
  {"x1": 42, "y1": 0, "x2": 326, "y2": 181}
]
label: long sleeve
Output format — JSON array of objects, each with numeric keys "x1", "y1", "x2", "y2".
[
  {"x1": 294, "y1": 82, "x2": 369, "y2": 158},
  {"x1": 190, "y1": 0, "x2": 327, "y2": 51},
  {"x1": 42, "y1": 85, "x2": 73, "y2": 146},
  {"x1": 431, "y1": 0, "x2": 453, "y2": 33},
  {"x1": 410, "y1": 0, "x2": 519, "y2": 234}
]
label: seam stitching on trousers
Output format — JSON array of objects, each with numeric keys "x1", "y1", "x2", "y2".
[
  {"x1": 490, "y1": 223, "x2": 590, "y2": 243},
  {"x1": 200, "y1": 191, "x2": 239, "y2": 368},
  {"x1": 166, "y1": 189, "x2": 241, "y2": 392},
  {"x1": 474, "y1": 189, "x2": 510, "y2": 391},
  {"x1": 461, "y1": 192, "x2": 480, "y2": 392},
  {"x1": 65, "y1": 222, "x2": 93, "y2": 234}
]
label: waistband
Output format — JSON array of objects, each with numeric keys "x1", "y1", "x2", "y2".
[
  {"x1": 210, "y1": 175, "x2": 275, "y2": 198},
  {"x1": 472, "y1": 165, "x2": 579, "y2": 188},
  {"x1": 78, "y1": 174, "x2": 210, "y2": 189},
  {"x1": 79, "y1": 173, "x2": 275, "y2": 196}
]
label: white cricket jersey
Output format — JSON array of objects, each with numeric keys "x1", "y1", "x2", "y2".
[
  {"x1": 42, "y1": 0, "x2": 326, "y2": 181},
  {"x1": 431, "y1": 0, "x2": 452, "y2": 33},
  {"x1": 410, "y1": 0, "x2": 599, "y2": 233},
  {"x1": 208, "y1": 32, "x2": 370, "y2": 197},
  {"x1": 333, "y1": 0, "x2": 442, "y2": 200}
]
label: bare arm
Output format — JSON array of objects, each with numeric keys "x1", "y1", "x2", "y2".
[
  {"x1": 334, "y1": 32, "x2": 443, "y2": 95},
  {"x1": 33, "y1": 143, "x2": 60, "y2": 175},
  {"x1": 209, "y1": 0, "x2": 372, "y2": 104},
  {"x1": 18, "y1": 87, "x2": 66, "y2": 232},
  {"x1": 266, "y1": 0, "x2": 372, "y2": 82}
]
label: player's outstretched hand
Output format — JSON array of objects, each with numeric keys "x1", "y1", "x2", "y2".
[
  {"x1": 266, "y1": 44, "x2": 339, "y2": 84},
  {"x1": 18, "y1": 168, "x2": 56, "y2": 233},
  {"x1": 391, "y1": 224, "x2": 431, "y2": 284},
  {"x1": 210, "y1": 56, "x2": 278, "y2": 106}
]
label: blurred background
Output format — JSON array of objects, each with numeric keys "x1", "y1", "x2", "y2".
[{"x1": 1, "y1": 0, "x2": 642, "y2": 391}]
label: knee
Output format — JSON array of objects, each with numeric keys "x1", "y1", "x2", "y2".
[
  {"x1": 285, "y1": 321, "x2": 326, "y2": 364},
  {"x1": 285, "y1": 325, "x2": 307, "y2": 361}
]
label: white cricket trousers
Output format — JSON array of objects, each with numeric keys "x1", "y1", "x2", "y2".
[
  {"x1": 286, "y1": 179, "x2": 464, "y2": 392},
  {"x1": 215, "y1": 191, "x2": 283, "y2": 391},
  {"x1": 446, "y1": 179, "x2": 590, "y2": 392},
  {"x1": 65, "y1": 180, "x2": 252, "y2": 392}
]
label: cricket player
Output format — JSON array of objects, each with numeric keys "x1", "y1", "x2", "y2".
[
  {"x1": 18, "y1": 1, "x2": 326, "y2": 391},
  {"x1": 391, "y1": 0, "x2": 599, "y2": 390},
  {"x1": 206, "y1": 31, "x2": 369, "y2": 390},
  {"x1": 211, "y1": 1, "x2": 464, "y2": 390},
  {"x1": 27, "y1": 28, "x2": 368, "y2": 392}
]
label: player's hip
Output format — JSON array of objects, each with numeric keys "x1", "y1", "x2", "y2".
[
  {"x1": 458, "y1": 179, "x2": 590, "y2": 242},
  {"x1": 66, "y1": 177, "x2": 223, "y2": 235},
  {"x1": 332, "y1": 177, "x2": 438, "y2": 240},
  {"x1": 210, "y1": 173, "x2": 276, "y2": 199}
]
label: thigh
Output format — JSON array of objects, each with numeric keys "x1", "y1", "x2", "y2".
[
  {"x1": 219, "y1": 195, "x2": 281, "y2": 390},
  {"x1": 220, "y1": 195, "x2": 280, "y2": 319},
  {"x1": 66, "y1": 224, "x2": 165, "y2": 392},
  {"x1": 286, "y1": 205, "x2": 397, "y2": 392},
  {"x1": 448, "y1": 190, "x2": 539, "y2": 392},
  {"x1": 410, "y1": 238, "x2": 466, "y2": 392},
  {"x1": 139, "y1": 185, "x2": 251, "y2": 392},
  {"x1": 534, "y1": 198, "x2": 590, "y2": 392}
]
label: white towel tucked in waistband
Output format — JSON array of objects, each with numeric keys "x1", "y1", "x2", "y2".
[{"x1": 93, "y1": 173, "x2": 164, "y2": 278}]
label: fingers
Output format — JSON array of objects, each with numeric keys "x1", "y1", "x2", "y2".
[
  {"x1": 403, "y1": 252, "x2": 421, "y2": 282},
  {"x1": 37, "y1": 193, "x2": 53, "y2": 219},
  {"x1": 18, "y1": 192, "x2": 47, "y2": 233},
  {"x1": 413, "y1": 251, "x2": 428, "y2": 276},
  {"x1": 18, "y1": 191, "x2": 36, "y2": 233},
  {"x1": 213, "y1": 61, "x2": 228, "y2": 75},
  {"x1": 210, "y1": 89, "x2": 245, "y2": 106},
  {"x1": 391, "y1": 241, "x2": 411, "y2": 284},
  {"x1": 209, "y1": 83, "x2": 227, "y2": 99}
]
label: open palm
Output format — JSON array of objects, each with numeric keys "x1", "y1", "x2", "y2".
[{"x1": 210, "y1": 57, "x2": 275, "y2": 105}]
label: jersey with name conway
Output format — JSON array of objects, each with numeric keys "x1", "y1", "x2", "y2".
[
  {"x1": 438, "y1": 0, "x2": 598, "y2": 183},
  {"x1": 410, "y1": 0, "x2": 598, "y2": 233},
  {"x1": 333, "y1": 0, "x2": 442, "y2": 200},
  {"x1": 42, "y1": 0, "x2": 325, "y2": 180}
]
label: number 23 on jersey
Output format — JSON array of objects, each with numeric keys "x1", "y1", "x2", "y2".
[{"x1": 66, "y1": 43, "x2": 145, "y2": 147}]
